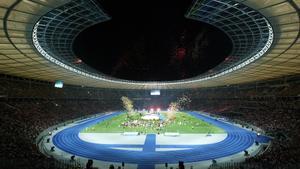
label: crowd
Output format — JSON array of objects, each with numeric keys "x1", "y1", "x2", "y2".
[
  {"x1": 121, "y1": 119, "x2": 164, "y2": 128},
  {"x1": 0, "y1": 74, "x2": 299, "y2": 169},
  {"x1": 0, "y1": 100, "x2": 121, "y2": 169},
  {"x1": 189, "y1": 95, "x2": 299, "y2": 168}
]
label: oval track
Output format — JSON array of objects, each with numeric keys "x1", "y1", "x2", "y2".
[{"x1": 52, "y1": 112, "x2": 263, "y2": 164}]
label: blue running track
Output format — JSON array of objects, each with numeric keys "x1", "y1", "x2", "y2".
[{"x1": 52, "y1": 112, "x2": 271, "y2": 169}]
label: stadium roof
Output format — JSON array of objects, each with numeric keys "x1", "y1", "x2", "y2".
[{"x1": 0, "y1": 0, "x2": 299, "y2": 89}]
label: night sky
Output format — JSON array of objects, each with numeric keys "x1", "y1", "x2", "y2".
[{"x1": 73, "y1": 0, "x2": 232, "y2": 81}]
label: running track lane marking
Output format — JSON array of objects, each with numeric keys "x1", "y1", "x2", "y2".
[{"x1": 138, "y1": 134, "x2": 156, "y2": 169}]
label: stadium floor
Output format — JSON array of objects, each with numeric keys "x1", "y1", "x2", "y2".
[{"x1": 52, "y1": 112, "x2": 271, "y2": 169}]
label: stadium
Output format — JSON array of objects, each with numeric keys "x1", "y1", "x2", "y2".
[{"x1": 0, "y1": 0, "x2": 299, "y2": 169}]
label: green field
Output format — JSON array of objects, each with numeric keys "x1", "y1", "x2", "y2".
[{"x1": 81, "y1": 112, "x2": 224, "y2": 134}]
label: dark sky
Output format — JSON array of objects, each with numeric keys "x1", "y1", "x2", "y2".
[{"x1": 73, "y1": 0, "x2": 232, "y2": 81}]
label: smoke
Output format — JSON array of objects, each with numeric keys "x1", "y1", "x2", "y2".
[{"x1": 168, "y1": 94, "x2": 191, "y2": 112}]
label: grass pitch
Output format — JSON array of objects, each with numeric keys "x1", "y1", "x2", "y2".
[{"x1": 81, "y1": 112, "x2": 224, "y2": 134}]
